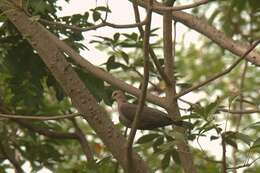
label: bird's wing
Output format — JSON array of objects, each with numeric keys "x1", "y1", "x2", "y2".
[
  {"x1": 119, "y1": 103, "x2": 173, "y2": 129},
  {"x1": 119, "y1": 103, "x2": 137, "y2": 122}
]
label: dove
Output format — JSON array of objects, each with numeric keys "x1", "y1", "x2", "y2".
[{"x1": 112, "y1": 90, "x2": 176, "y2": 130}]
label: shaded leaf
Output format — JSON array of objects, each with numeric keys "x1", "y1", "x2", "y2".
[
  {"x1": 136, "y1": 134, "x2": 160, "y2": 144},
  {"x1": 161, "y1": 152, "x2": 171, "y2": 169}
]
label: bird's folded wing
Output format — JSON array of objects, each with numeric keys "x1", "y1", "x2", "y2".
[{"x1": 119, "y1": 103, "x2": 173, "y2": 127}]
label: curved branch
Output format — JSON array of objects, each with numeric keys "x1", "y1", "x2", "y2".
[
  {"x1": 175, "y1": 40, "x2": 260, "y2": 98},
  {"x1": 136, "y1": 0, "x2": 260, "y2": 66},
  {"x1": 71, "y1": 119, "x2": 94, "y2": 161},
  {"x1": 152, "y1": 0, "x2": 209, "y2": 11},
  {"x1": 0, "y1": 112, "x2": 80, "y2": 120}
]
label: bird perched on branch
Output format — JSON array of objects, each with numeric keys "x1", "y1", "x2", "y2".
[{"x1": 112, "y1": 90, "x2": 178, "y2": 130}]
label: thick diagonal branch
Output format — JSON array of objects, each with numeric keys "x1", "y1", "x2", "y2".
[{"x1": 0, "y1": 2, "x2": 149, "y2": 172}]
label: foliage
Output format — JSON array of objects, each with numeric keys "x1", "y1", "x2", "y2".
[{"x1": 0, "y1": 0, "x2": 259, "y2": 172}]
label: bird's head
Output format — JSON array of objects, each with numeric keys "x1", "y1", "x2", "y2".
[{"x1": 112, "y1": 90, "x2": 126, "y2": 103}]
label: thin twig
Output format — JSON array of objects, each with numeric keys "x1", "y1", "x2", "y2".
[
  {"x1": 149, "y1": 48, "x2": 172, "y2": 86},
  {"x1": 132, "y1": 67, "x2": 161, "y2": 90},
  {"x1": 0, "y1": 112, "x2": 80, "y2": 120},
  {"x1": 221, "y1": 134, "x2": 227, "y2": 173},
  {"x1": 227, "y1": 156, "x2": 260, "y2": 170},
  {"x1": 132, "y1": 0, "x2": 172, "y2": 86},
  {"x1": 232, "y1": 60, "x2": 248, "y2": 173},
  {"x1": 126, "y1": 0, "x2": 152, "y2": 172},
  {"x1": 218, "y1": 108, "x2": 260, "y2": 114},
  {"x1": 177, "y1": 97, "x2": 260, "y2": 114},
  {"x1": 39, "y1": 16, "x2": 147, "y2": 32},
  {"x1": 153, "y1": 0, "x2": 209, "y2": 11},
  {"x1": 175, "y1": 40, "x2": 260, "y2": 99}
]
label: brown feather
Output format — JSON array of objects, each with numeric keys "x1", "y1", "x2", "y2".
[{"x1": 118, "y1": 102, "x2": 173, "y2": 130}]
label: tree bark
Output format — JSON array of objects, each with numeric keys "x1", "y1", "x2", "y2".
[
  {"x1": 0, "y1": 2, "x2": 149, "y2": 173},
  {"x1": 163, "y1": 4, "x2": 197, "y2": 173}
]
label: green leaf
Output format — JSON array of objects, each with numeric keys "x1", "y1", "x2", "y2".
[
  {"x1": 224, "y1": 131, "x2": 252, "y2": 146},
  {"x1": 225, "y1": 138, "x2": 237, "y2": 149},
  {"x1": 120, "y1": 51, "x2": 129, "y2": 64},
  {"x1": 235, "y1": 132, "x2": 252, "y2": 146},
  {"x1": 243, "y1": 121, "x2": 260, "y2": 130},
  {"x1": 93, "y1": 11, "x2": 101, "y2": 22},
  {"x1": 159, "y1": 141, "x2": 177, "y2": 152},
  {"x1": 136, "y1": 134, "x2": 160, "y2": 144},
  {"x1": 170, "y1": 131, "x2": 186, "y2": 141},
  {"x1": 161, "y1": 152, "x2": 171, "y2": 169},
  {"x1": 152, "y1": 136, "x2": 164, "y2": 152},
  {"x1": 204, "y1": 98, "x2": 222, "y2": 117},
  {"x1": 251, "y1": 138, "x2": 260, "y2": 149},
  {"x1": 113, "y1": 33, "x2": 120, "y2": 42},
  {"x1": 106, "y1": 55, "x2": 122, "y2": 71},
  {"x1": 95, "y1": 6, "x2": 111, "y2": 12},
  {"x1": 171, "y1": 149, "x2": 180, "y2": 164},
  {"x1": 122, "y1": 33, "x2": 138, "y2": 41},
  {"x1": 210, "y1": 135, "x2": 219, "y2": 141},
  {"x1": 181, "y1": 114, "x2": 201, "y2": 120}
]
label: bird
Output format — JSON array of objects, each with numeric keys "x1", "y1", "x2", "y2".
[{"x1": 112, "y1": 90, "x2": 178, "y2": 130}]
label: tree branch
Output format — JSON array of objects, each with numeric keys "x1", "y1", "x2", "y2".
[
  {"x1": 0, "y1": 95, "x2": 93, "y2": 161},
  {"x1": 0, "y1": 2, "x2": 149, "y2": 172},
  {"x1": 132, "y1": 0, "x2": 172, "y2": 86},
  {"x1": 232, "y1": 60, "x2": 248, "y2": 173},
  {"x1": 136, "y1": 0, "x2": 260, "y2": 66},
  {"x1": 162, "y1": 2, "x2": 196, "y2": 173},
  {"x1": 218, "y1": 109, "x2": 260, "y2": 114},
  {"x1": 126, "y1": 0, "x2": 152, "y2": 172},
  {"x1": 175, "y1": 40, "x2": 260, "y2": 98},
  {"x1": 227, "y1": 156, "x2": 260, "y2": 170},
  {"x1": 70, "y1": 118, "x2": 94, "y2": 161},
  {"x1": 221, "y1": 134, "x2": 227, "y2": 173},
  {"x1": 46, "y1": 22, "x2": 166, "y2": 108},
  {"x1": 153, "y1": 0, "x2": 209, "y2": 11},
  {"x1": 0, "y1": 112, "x2": 80, "y2": 120},
  {"x1": 39, "y1": 17, "x2": 147, "y2": 32}
]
